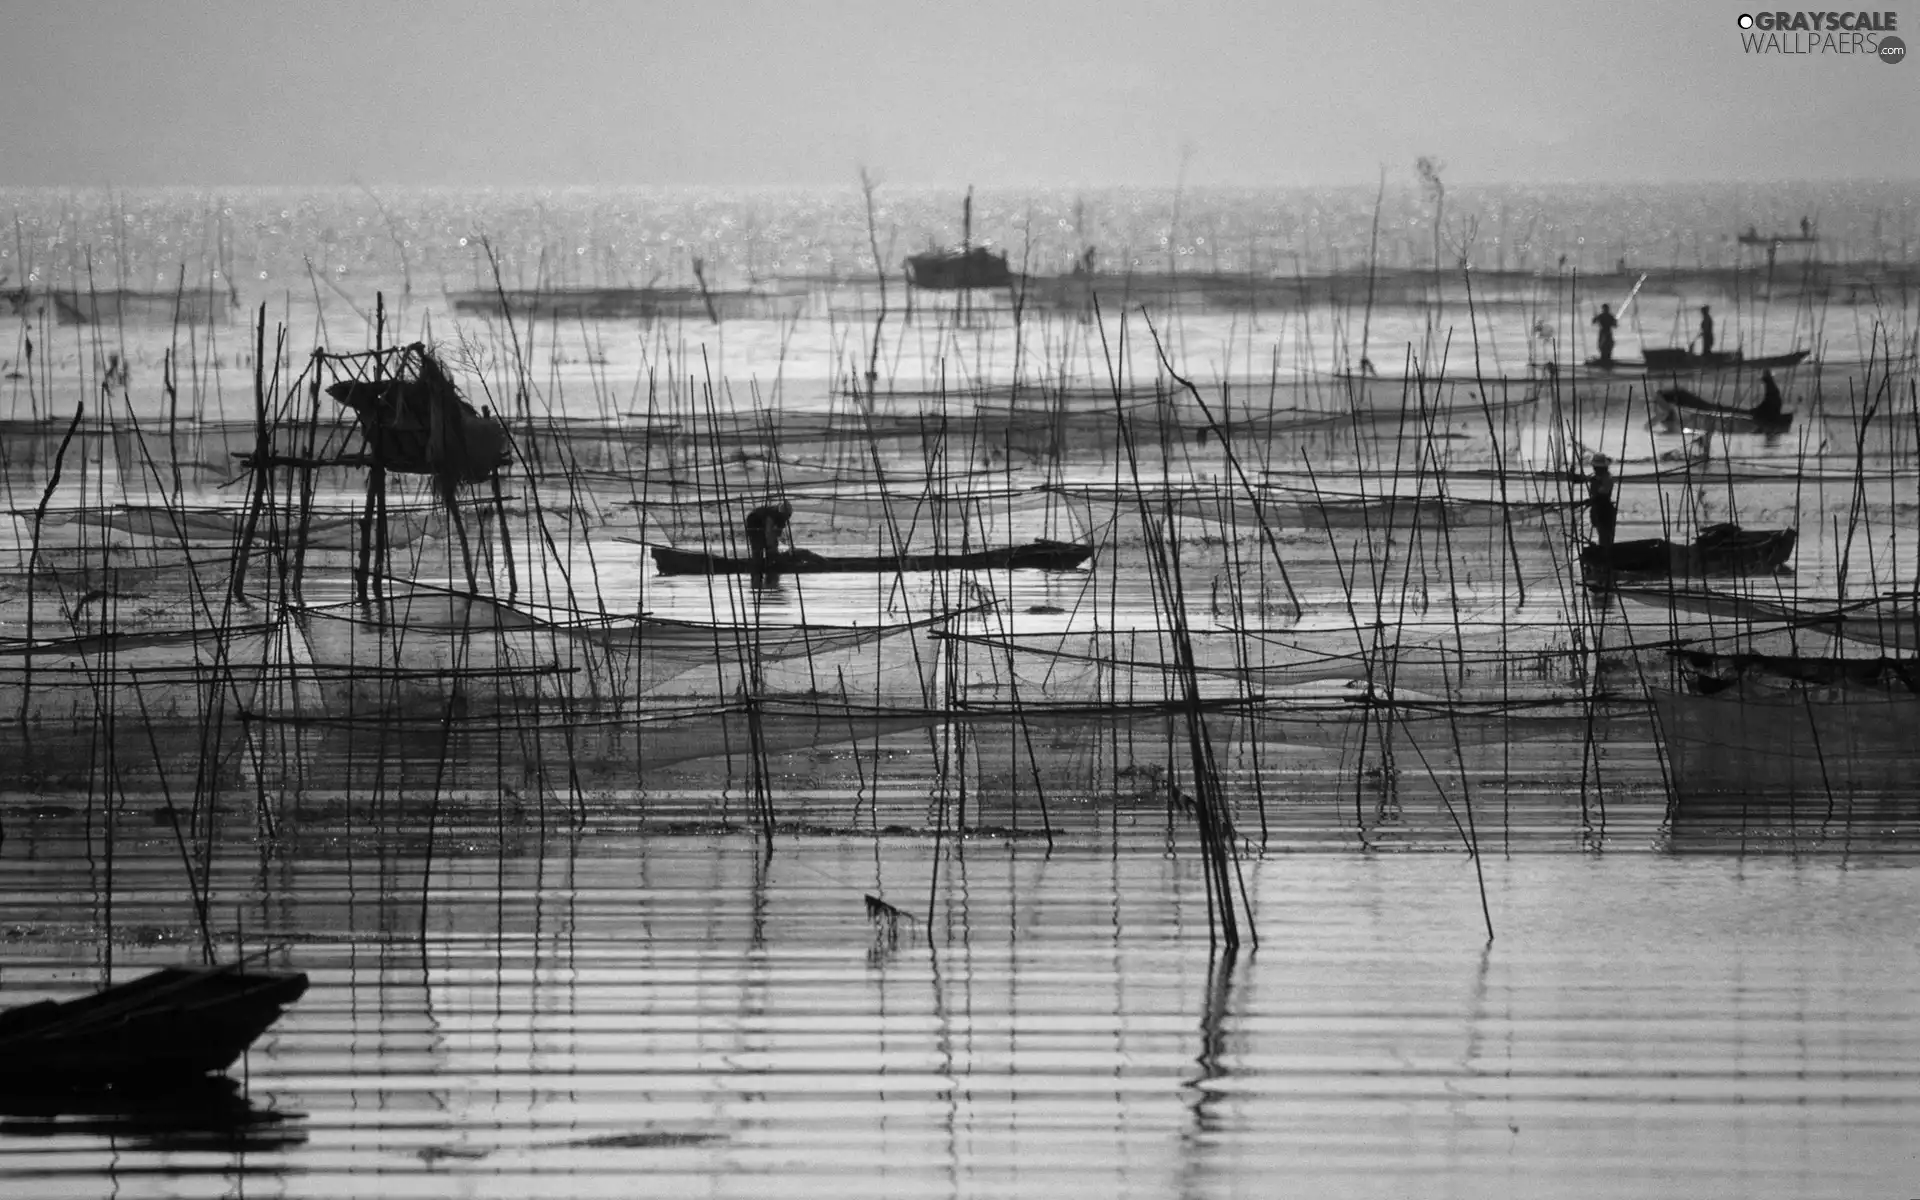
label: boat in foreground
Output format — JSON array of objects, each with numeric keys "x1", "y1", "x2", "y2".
[
  {"x1": 651, "y1": 539, "x2": 1094, "y2": 577},
  {"x1": 0, "y1": 965, "x2": 309, "y2": 1092},
  {"x1": 1581, "y1": 524, "x2": 1795, "y2": 582}
]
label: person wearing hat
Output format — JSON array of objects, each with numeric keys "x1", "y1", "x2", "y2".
[{"x1": 1587, "y1": 455, "x2": 1617, "y2": 547}]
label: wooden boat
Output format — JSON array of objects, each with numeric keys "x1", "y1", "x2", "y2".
[
  {"x1": 1637, "y1": 347, "x2": 1811, "y2": 372},
  {"x1": 650, "y1": 539, "x2": 1094, "y2": 577},
  {"x1": 1653, "y1": 386, "x2": 1792, "y2": 436},
  {"x1": 904, "y1": 246, "x2": 1014, "y2": 290},
  {"x1": 0, "y1": 965, "x2": 308, "y2": 1091},
  {"x1": 1581, "y1": 524, "x2": 1795, "y2": 581}
]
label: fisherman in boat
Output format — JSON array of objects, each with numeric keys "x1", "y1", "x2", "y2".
[
  {"x1": 742, "y1": 499, "x2": 824, "y2": 583},
  {"x1": 1752, "y1": 369, "x2": 1786, "y2": 423},
  {"x1": 1591, "y1": 304, "x2": 1618, "y2": 366},
  {"x1": 1587, "y1": 454, "x2": 1617, "y2": 548},
  {"x1": 1698, "y1": 306, "x2": 1715, "y2": 357},
  {"x1": 744, "y1": 499, "x2": 794, "y2": 577}
]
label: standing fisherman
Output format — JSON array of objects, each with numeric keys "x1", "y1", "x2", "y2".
[
  {"x1": 1592, "y1": 303, "x2": 1619, "y2": 366},
  {"x1": 1698, "y1": 306, "x2": 1715, "y2": 357},
  {"x1": 1752, "y1": 369, "x2": 1786, "y2": 422},
  {"x1": 1587, "y1": 454, "x2": 1617, "y2": 547}
]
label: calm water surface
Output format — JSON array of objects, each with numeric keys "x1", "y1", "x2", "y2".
[{"x1": 2, "y1": 817, "x2": 1917, "y2": 1198}]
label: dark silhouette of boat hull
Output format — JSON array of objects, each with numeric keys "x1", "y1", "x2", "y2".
[
  {"x1": 1654, "y1": 386, "x2": 1793, "y2": 435},
  {"x1": 1582, "y1": 525, "x2": 1795, "y2": 581},
  {"x1": 904, "y1": 247, "x2": 1014, "y2": 290},
  {"x1": 651, "y1": 540, "x2": 1093, "y2": 577},
  {"x1": 1637, "y1": 347, "x2": 1811, "y2": 372},
  {"x1": 1585, "y1": 348, "x2": 1810, "y2": 372},
  {"x1": 0, "y1": 966, "x2": 309, "y2": 1092}
]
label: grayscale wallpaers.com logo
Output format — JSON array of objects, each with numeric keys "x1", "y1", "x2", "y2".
[{"x1": 1736, "y1": 11, "x2": 1905, "y2": 59}]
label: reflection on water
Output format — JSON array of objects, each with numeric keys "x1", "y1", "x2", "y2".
[{"x1": 3, "y1": 822, "x2": 1918, "y2": 1198}]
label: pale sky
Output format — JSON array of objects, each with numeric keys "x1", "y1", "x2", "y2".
[{"x1": 1, "y1": 0, "x2": 1912, "y2": 186}]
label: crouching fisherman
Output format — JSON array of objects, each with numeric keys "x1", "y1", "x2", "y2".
[{"x1": 743, "y1": 499, "x2": 823, "y2": 585}]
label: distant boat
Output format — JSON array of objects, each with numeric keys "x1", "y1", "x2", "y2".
[
  {"x1": 1582, "y1": 523, "x2": 1796, "y2": 582},
  {"x1": 1653, "y1": 386, "x2": 1793, "y2": 435},
  {"x1": 650, "y1": 539, "x2": 1093, "y2": 577},
  {"x1": 0, "y1": 965, "x2": 308, "y2": 1092},
  {"x1": 1737, "y1": 230, "x2": 1818, "y2": 247},
  {"x1": 7, "y1": 286, "x2": 235, "y2": 326},
  {"x1": 904, "y1": 246, "x2": 1014, "y2": 290},
  {"x1": 446, "y1": 286, "x2": 801, "y2": 323}
]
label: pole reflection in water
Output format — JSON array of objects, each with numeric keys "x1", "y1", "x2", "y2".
[{"x1": 2, "y1": 817, "x2": 1919, "y2": 1196}]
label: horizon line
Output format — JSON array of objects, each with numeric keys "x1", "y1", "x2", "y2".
[{"x1": 5, "y1": 176, "x2": 1920, "y2": 194}]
